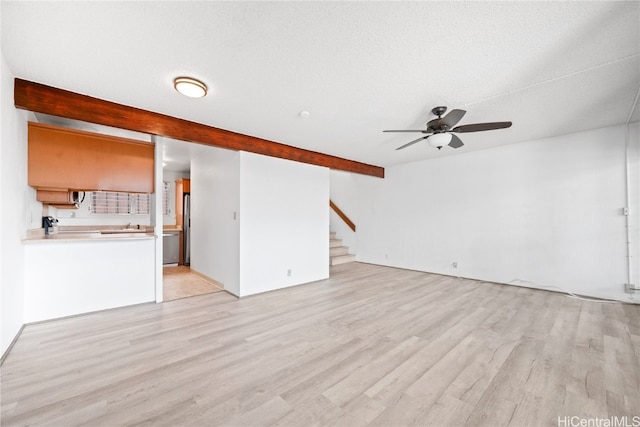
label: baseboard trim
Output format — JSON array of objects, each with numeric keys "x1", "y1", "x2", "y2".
[
  {"x1": 26, "y1": 302, "x2": 158, "y2": 327},
  {"x1": 351, "y1": 261, "x2": 639, "y2": 305},
  {"x1": 189, "y1": 268, "x2": 225, "y2": 290},
  {"x1": 1, "y1": 324, "x2": 25, "y2": 366},
  {"x1": 223, "y1": 289, "x2": 240, "y2": 299}
]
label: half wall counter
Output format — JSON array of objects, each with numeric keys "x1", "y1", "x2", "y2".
[{"x1": 23, "y1": 227, "x2": 156, "y2": 322}]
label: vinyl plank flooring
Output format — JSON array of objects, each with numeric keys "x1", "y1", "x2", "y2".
[
  {"x1": 2, "y1": 262, "x2": 639, "y2": 427},
  {"x1": 163, "y1": 265, "x2": 223, "y2": 301}
]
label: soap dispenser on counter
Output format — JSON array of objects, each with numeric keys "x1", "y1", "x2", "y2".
[{"x1": 42, "y1": 216, "x2": 58, "y2": 235}]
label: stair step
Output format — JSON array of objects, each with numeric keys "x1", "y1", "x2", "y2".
[
  {"x1": 329, "y1": 232, "x2": 355, "y2": 265},
  {"x1": 330, "y1": 246, "x2": 349, "y2": 256},
  {"x1": 330, "y1": 254, "x2": 356, "y2": 266}
]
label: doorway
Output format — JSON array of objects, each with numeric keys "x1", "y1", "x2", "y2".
[{"x1": 161, "y1": 139, "x2": 226, "y2": 302}]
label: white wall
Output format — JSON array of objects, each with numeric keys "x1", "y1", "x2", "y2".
[
  {"x1": 24, "y1": 239, "x2": 155, "y2": 322},
  {"x1": 239, "y1": 152, "x2": 329, "y2": 296},
  {"x1": 0, "y1": 45, "x2": 37, "y2": 356},
  {"x1": 191, "y1": 146, "x2": 241, "y2": 296},
  {"x1": 627, "y1": 122, "x2": 639, "y2": 287},
  {"x1": 348, "y1": 124, "x2": 638, "y2": 302}
]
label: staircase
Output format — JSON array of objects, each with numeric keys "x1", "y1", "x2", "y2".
[{"x1": 330, "y1": 231, "x2": 356, "y2": 266}]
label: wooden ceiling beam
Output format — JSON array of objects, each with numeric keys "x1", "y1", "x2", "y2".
[{"x1": 14, "y1": 78, "x2": 384, "y2": 178}]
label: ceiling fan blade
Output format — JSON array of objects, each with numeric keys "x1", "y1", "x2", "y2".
[
  {"x1": 383, "y1": 130, "x2": 429, "y2": 133},
  {"x1": 396, "y1": 136, "x2": 427, "y2": 150},
  {"x1": 451, "y1": 121, "x2": 512, "y2": 133},
  {"x1": 440, "y1": 109, "x2": 466, "y2": 128},
  {"x1": 448, "y1": 134, "x2": 464, "y2": 149}
]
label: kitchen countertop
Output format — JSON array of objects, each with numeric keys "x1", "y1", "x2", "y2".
[
  {"x1": 23, "y1": 232, "x2": 156, "y2": 243},
  {"x1": 23, "y1": 226, "x2": 157, "y2": 244}
]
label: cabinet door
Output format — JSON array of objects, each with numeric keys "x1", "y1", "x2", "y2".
[
  {"x1": 36, "y1": 190, "x2": 78, "y2": 209},
  {"x1": 36, "y1": 190, "x2": 72, "y2": 204},
  {"x1": 28, "y1": 122, "x2": 154, "y2": 193}
]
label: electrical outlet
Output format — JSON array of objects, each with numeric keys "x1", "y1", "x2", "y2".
[
  {"x1": 625, "y1": 283, "x2": 639, "y2": 294},
  {"x1": 287, "y1": 269, "x2": 292, "y2": 277},
  {"x1": 452, "y1": 262, "x2": 458, "y2": 269}
]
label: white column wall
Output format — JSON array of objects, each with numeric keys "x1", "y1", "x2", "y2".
[
  {"x1": 190, "y1": 146, "x2": 241, "y2": 296},
  {"x1": 239, "y1": 152, "x2": 329, "y2": 296},
  {"x1": 152, "y1": 136, "x2": 163, "y2": 302}
]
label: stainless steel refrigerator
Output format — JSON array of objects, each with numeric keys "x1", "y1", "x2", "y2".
[{"x1": 183, "y1": 193, "x2": 191, "y2": 265}]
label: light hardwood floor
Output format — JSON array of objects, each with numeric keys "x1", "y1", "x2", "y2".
[{"x1": 2, "y1": 262, "x2": 639, "y2": 426}]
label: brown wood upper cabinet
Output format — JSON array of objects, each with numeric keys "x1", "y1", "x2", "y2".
[
  {"x1": 36, "y1": 189, "x2": 78, "y2": 209},
  {"x1": 28, "y1": 122, "x2": 154, "y2": 193}
]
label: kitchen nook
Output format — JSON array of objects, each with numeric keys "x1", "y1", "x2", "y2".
[{"x1": 23, "y1": 121, "x2": 158, "y2": 322}]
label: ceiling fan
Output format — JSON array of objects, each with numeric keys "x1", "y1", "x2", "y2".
[{"x1": 384, "y1": 106, "x2": 512, "y2": 150}]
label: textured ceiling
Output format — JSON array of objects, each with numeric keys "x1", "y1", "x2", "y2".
[{"x1": 2, "y1": 1, "x2": 639, "y2": 172}]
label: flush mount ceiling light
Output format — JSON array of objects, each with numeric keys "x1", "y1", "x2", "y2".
[
  {"x1": 173, "y1": 77, "x2": 207, "y2": 98},
  {"x1": 427, "y1": 133, "x2": 452, "y2": 149}
]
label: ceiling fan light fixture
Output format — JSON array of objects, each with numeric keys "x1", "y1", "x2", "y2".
[
  {"x1": 174, "y1": 77, "x2": 207, "y2": 98},
  {"x1": 428, "y1": 132, "x2": 452, "y2": 149},
  {"x1": 387, "y1": 106, "x2": 511, "y2": 151}
]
